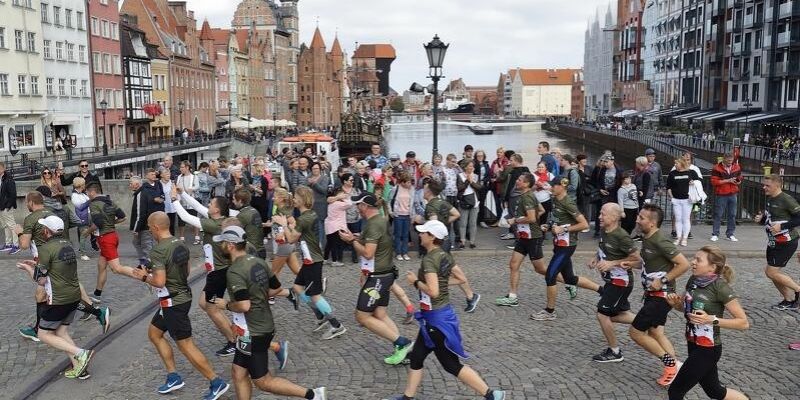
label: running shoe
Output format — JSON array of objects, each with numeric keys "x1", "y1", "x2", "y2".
[
  {"x1": 0, "y1": 244, "x2": 11, "y2": 252},
  {"x1": 727, "y1": 235, "x2": 738, "y2": 242},
  {"x1": 788, "y1": 341, "x2": 800, "y2": 351},
  {"x1": 773, "y1": 300, "x2": 794, "y2": 310},
  {"x1": 529, "y1": 310, "x2": 557, "y2": 321},
  {"x1": 80, "y1": 254, "x2": 91, "y2": 261},
  {"x1": 671, "y1": 231, "x2": 677, "y2": 239},
  {"x1": 495, "y1": 295, "x2": 519, "y2": 307},
  {"x1": 332, "y1": 261, "x2": 344, "y2": 267},
  {"x1": 202, "y1": 377, "x2": 229, "y2": 400},
  {"x1": 8, "y1": 245, "x2": 20, "y2": 255},
  {"x1": 157, "y1": 372, "x2": 185, "y2": 394},
  {"x1": 687, "y1": 232, "x2": 693, "y2": 239},
  {"x1": 275, "y1": 340, "x2": 289, "y2": 370},
  {"x1": 710, "y1": 235, "x2": 719, "y2": 242},
  {"x1": 396, "y1": 255, "x2": 404, "y2": 261},
  {"x1": 64, "y1": 367, "x2": 91, "y2": 379},
  {"x1": 98, "y1": 306, "x2": 111, "y2": 334},
  {"x1": 565, "y1": 285, "x2": 578, "y2": 300},
  {"x1": 313, "y1": 320, "x2": 331, "y2": 332},
  {"x1": 287, "y1": 291, "x2": 299, "y2": 310},
  {"x1": 312, "y1": 387, "x2": 327, "y2": 400},
  {"x1": 324, "y1": 259, "x2": 332, "y2": 266},
  {"x1": 592, "y1": 348, "x2": 624, "y2": 363},
  {"x1": 322, "y1": 277, "x2": 328, "y2": 295},
  {"x1": 268, "y1": 296, "x2": 276, "y2": 305},
  {"x1": 787, "y1": 301, "x2": 800, "y2": 311},
  {"x1": 490, "y1": 390, "x2": 507, "y2": 400},
  {"x1": 499, "y1": 233, "x2": 515, "y2": 240},
  {"x1": 215, "y1": 342, "x2": 236, "y2": 357},
  {"x1": 402, "y1": 312, "x2": 415, "y2": 325},
  {"x1": 321, "y1": 324, "x2": 347, "y2": 340},
  {"x1": 465, "y1": 293, "x2": 481, "y2": 313},
  {"x1": 19, "y1": 326, "x2": 39, "y2": 342},
  {"x1": 384, "y1": 342, "x2": 414, "y2": 365},
  {"x1": 402, "y1": 255, "x2": 411, "y2": 261},
  {"x1": 656, "y1": 362, "x2": 681, "y2": 386},
  {"x1": 72, "y1": 349, "x2": 94, "y2": 377}
]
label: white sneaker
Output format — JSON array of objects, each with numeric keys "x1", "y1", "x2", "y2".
[
  {"x1": 80, "y1": 255, "x2": 90, "y2": 261},
  {"x1": 312, "y1": 387, "x2": 327, "y2": 400},
  {"x1": 479, "y1": 222, "x2": 489, "y2": 228},
  {"x1": 680, "y1": 239, "x2": 688, "y2": 247},
  {"x1": 403, "y1": 254, "x2": 411, "y2": 261},
  {"x1": 727, "y1": 235, "x2": 738, "y2": 242},
  {"x1": 321, "y1": 324, "x2": 347, "y2": 340},
  {"x1": 710, "y1": 235, "x2": 719, "y2": 242},
  {"x1": 396, "y1": 255, "x2": 404, "y2": 261}
]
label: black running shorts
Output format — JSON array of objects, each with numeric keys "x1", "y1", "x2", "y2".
[
  {"x1": 39, "y1": 301, "x2": 79, "y2": 330},
  {"x1": 597, "y1": 284, "x2": 633, "y2": 317},
  {"x1": 513, "y1": 238, "x2": 544, "y2": 260},
  {"x1": 294, "y1": 261, "x2": 323, "y2": 296},
  {"x1": 766, "y1": 240, "x2": 798, "y2": 268},
  {"x1": 631, "y1": 296, "x2": 672, "y2": 332},
  {"x1": 233, "y1": 333, "x2": 274, "y2": 380},
  {"x1": 356, "y1": 272, "x2": 395, "y2": 313},
  {"x1": 151, "y1": 301, "x2": 192, "y2": 341},
  {"x1": 203, "y1": 269, "x2": 227, "y2": 302}
]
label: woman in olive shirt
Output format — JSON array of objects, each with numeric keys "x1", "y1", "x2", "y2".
[{"x1": 666, "y1": 246, "x2": 749, "y2": 400}]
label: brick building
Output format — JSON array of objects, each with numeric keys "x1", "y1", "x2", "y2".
[
  {"x1": 614, "y1": 0, "x2": 653, "y2": 112},
  {"x1": 297, "y1": 28, "x2": 345, "y2": 129},
  {"x1": 351, "y1": 44, "x2": 395, "y2": 112},
  {"x1": 89, "y1": 0, "x2": 126, "y2": 148},
  {"x1": 466, "y1": 86, "x2": 497, "y2": 115},
  {"x1": 571, "y1": 70, "x2": 585, "y2": 120}
]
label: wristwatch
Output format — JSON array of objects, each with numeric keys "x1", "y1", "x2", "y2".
[
  {"x1": 660, "y1": 276, "x2": 668, "y2": 285},
  {"x1": 712, "y1": 316, "x2": 719, "y2": 326}
]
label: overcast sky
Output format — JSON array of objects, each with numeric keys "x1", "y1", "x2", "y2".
[{"x1": 186, "y1": 0, "x2": 612, "y2": 89}]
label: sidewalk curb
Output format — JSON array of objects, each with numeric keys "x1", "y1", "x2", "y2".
[
  {"x1": 445, "y1": 248, "x2": 765, "y2": 259},
  {"x1": 14, "y1": 268, "x2": 207, "y2": 400}
]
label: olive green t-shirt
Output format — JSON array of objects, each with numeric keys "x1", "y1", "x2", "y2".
[
  {"x1": 295, "y1": 210, "x2": 323, "y2": 263},
  {"x1": 684, "y1": 277, "x2": 736, "y2": 346},
  {"x1": 417, "y1": 247, "x2": 453, "y2": 310},
  {"x1": 359, "y1": 214, "x2": 395, "y2": 274},
  {"x1": 23, "y1": 209, "x2": 53, "y2": 248},
  {"x1": 200, "y1": 217, "x2": 229, "y2": 271},
  {"x1": 515, "y1": 190, "x2": 543, "y2": 239},
  {"x1": 550, "y1": 195, "x2": 582, "y2": 246},
  {"x1": 150, "y1": 236, "x2": 192, "y2": 306},
  {"x1": 425, "y1": 197, "x2": 453, "y2": 223},
  {"x1": 38, "y1": 236, "x2": 81, "y2": 305},
  {"x1": 227, "y1": 254, "x2": 282, "y2": 336},
  {"x1": 640, "y1": 230, "x2": 681, "y2": 292},
  {"x1": 237, "y1": 206, "x2": 265, "y2": 253},
  {"x1": 599, "y1": 226, "x2": 637, "y2": 287},
  {"x1": 765, "y1": 192, "x2": 800, "y2": 243},
  {"x1": 89, "y1": 197, "x2": 123, "y2": 235}
]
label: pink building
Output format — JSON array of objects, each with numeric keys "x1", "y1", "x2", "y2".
[{"x1": 88, "y1": 0, "x2": 126, "y2": 149}]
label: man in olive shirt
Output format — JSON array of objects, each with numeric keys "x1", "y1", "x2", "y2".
[
  {"x1": 130, "y1": 212, "x2": 230, "y2": 399},
  {"x1": 590, "y1": 203, "x2": 639, "y2": 363},
  {"x1": 85, "y1": 183, "x2": 131, "y2": 301},
  {"x1": 211, "y1": 226, "x2": 327, "y2": 400},
  {"x1": 339, "y1": 192, "x2": 413, "y2": 365},
  {"x1": 232, "y1": 188, "x2": 266, "y2": 259},
  {"x1": 273, "y1": 186, "x2": 346, "y2": 341},
  {"x1": 16, "y1": 215, "x2": 94, "y2": 379},
  {"x1": 628, "y1": 204, "x2": 689, "y2": 387},
  {"x1": 755, "y1": 174, "x2": 800, "y2": 310}
]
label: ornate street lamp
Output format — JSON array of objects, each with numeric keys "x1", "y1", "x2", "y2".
[
  {"x1": 743, "y1": 98, "x2": 753, "y2": 139},
  {"x1": 227, "y1": 99, "x2": 233, "y2": 138},
  {"x1": 99, "y1": 99, "x2": 108, "y2": 155},
  {"x1": 417, "y1": 34, "x2": 448, "y2": 158},
  {"x1": 178, "y1": 100, "x2": 185, "y2": 132}
]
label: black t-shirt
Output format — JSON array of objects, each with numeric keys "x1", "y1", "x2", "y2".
[{"x1": 666, "y1": 169, "x2": 700, "y2": 200}]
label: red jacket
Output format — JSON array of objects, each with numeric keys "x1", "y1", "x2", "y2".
[{"x1": 710, "y1": 162, "x2": 742, "y2": 196}]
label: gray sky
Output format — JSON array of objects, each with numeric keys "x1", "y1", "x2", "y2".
[{"x1": 187, "y1": 0, "x2": 611, "y2": 89}]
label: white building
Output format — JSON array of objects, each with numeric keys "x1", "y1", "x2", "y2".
[
  {"x1": 41, "y1": 0, "x2": 94, "y2": 149},
  {"x1": 511, "y1": 68, "x2": 575, "y2": 116},
  {"x1": 583, "y1": 2, "x2": 616, "y2": 120},
  {"x1": 1, "y1": 0, "x2": 48, "y2": 157}
]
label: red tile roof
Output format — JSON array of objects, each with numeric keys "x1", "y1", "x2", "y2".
[
  {"x1": 353, "y1": 44, "x2": 395, "y2": 59},
  {"x1": 330, "y1": 36, "x2": 342, "y2": 56},
  {"x1": 310, "y1": 27, "x2": 325, "y2": 49},
  {"x1": 516, "y1": 69, "x2": 579, "y2": 86},
  {"x1": 199, "y1": 19, "x2": 213, "y2": 41}
]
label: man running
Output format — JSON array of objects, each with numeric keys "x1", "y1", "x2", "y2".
[
  {"x1": 755, "y1": 174, "x2": 800, "y2": 310},
  {"x1": 339, "y1": 192, "x2": 414, "y2": 365},
  {"x1": 272, "y1": 186, "x2": 346, "y2": 341},
  {"x1": 627, "y1": 204, "x2": 689, "y2": 386},
  {"x1": 171, "y1": 188, "x2": 239, "y2": 357},
  {"x1": 211, "y1": 225, "x2": 327, "y2": 400},
  {"x1": 130, "y1": 212, "x2": 230, "y2": 399},
  {"x1": 232, "y1": 188, "x2": 267, "y2": 259},
  {"x1": 531, "y1": 177, "x2": 599, "y2": 321},
  {"x1": 589, "y1": 203, "x2": 639, "y2": 362},
  {"x1": 16, "y1": 215, "x2": 95, "y2": 378}
]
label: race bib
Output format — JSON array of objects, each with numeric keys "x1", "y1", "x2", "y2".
[
  {"x1": 44, "y1": 277, "x2": 53, "y2": 305},
  {"x1": 236, "y1": 335, "x2": 253, "y2": 356},
  {"x1": 274, "y1": 226, "x2": 286, "y2": 244},
  {"x1": 360, "y1": 256, "x2": 375, "y2": 274},
  {"x1": 31, "y1": 242, "x2": 38, "y2": 261},
  {"x1": 766, "y1": 219, "x2": 790, "y2": 245},
  {"x1": 608, "y1": 267, "x2": 630, "y2": 287},
  {"x1": 684, "y1": 293, "x2": 715, "y2": 347},
  {"x1": 516, "y1": 223, "x2": 531, "y2": 239},
  {"x1": 419, "y1": 291, "x2": 432, "y2": 311},
  {"x1": 155, "y1": 286, "x2": 173, "y2": 307},
  {"x1": 641, "y1": 271, "x2": 668, "y2": 295},
  {"x1": 554, "y1": 226, "x2": 570, "y2": 247},
  {"x1": 299, "y1": 240, "x2": 313, "y2": 265},
  {"x1": 232, "y1": 312, "x2": 250, "y2": 337},
  {"x1": 202, "y1": 244, "x2": 214, "y2": 272}
]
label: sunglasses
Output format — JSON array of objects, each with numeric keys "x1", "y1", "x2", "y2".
[
  {"x1": 42, "y1": 171, "x2": 51, "y2": 175},
  {"x1": 80, "y1": 164, "x2": 89, "y2": 168}
]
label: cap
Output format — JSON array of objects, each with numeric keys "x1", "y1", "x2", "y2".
[
  {"x1": 212, "y1": 226, "x2": 247, "y2": 243},
  {"x1": 464, "y1": 144, "x2": 474, "y2": 152},
  {"x1": 351, "y1": 192, "x2": 379, "y2": 207},
  {"x1": 645, "y1": 148, "x2": 656, "y2": 155},
  {"x1": 389, "y1": 153, "x2": 401, "y2": 160},
  {"x1": 562, "y1": 154, "x2": 575, "y2": 163},
  {"x1": 35, "y1": 185, "x2": 52, "y2": 198},
  {"x1": 38, "y1": 215, "x2": 64, "y2": 232},
  {"x1": 415, "y1": 220, "x2": 449, "y2": 239},
  {"x1": 406, "y1": 151, "x2": 416, "y2": 158},
  {"x1": 549, "y1": 177, "x2": 570, "y2": 187}
]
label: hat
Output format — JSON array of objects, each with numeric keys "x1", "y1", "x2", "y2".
[
  {"x1": 38, "y1": 215, "x2": 64, "y2": 232},
  {"x1": 35, "y1": 185, "x2": 52, "y2": 198},
  {"x1": 405, "y1": 151, "x2": 416, "y2": 158},
  {"x1": 351, "y1": 192, "x2": 379, "y2": 207},
  {"x1": 212, "y1": 226, "x2": 247, "y2": 243},
  {"x1": 415, "y1": 220, "x2": 448, "y2": 239},
  {"x1": 562, "y1": 154, "x2": 575, "y2": 163},
  {"x1": 549, "y1": 177, "x2": 570, "y2": 187},
  {"x1": 645, "y1": 148, "x2": 656, "y2": 155},
  {"x1": 389, "y1": 153, "x2": 401, "y2": 160},
  {"x1": 464, "y1": 144, "x2": 474, "y2": 152}
]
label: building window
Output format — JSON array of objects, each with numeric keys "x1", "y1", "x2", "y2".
[
  {"x1": 53, "y1": 6, "x2": 60, "y2": 25},
  {"x1": 78, "y1": 45, "x2": 86, "y2": 62},
  {"x1": 67, "y1": 43, "x2": 74, "y2": 61},
  {"x1": 742, "y1": 84, "x2": 749, "y2": 102},
  {"x1": 30, "y1": 76, "x2": 38, "y2": 95},
  {"x1": 58, "y1": 78, "x2": 65, "y2": 96},
  {"x1": 65, "y1": 9, "x2": 72, "y2": 28},
  {"x1": 14, "y1": 30, "x2": 23, "y2": 51},
  {"x1": 17, "y1": 75, "x2": 26, "y2": 95},
  {"x1": 102, "y1": 53, "x2": 111, "y2": 73},
  {"x1": 116, "y1": 90, "x2": 123, "y2": 109},
  {"x1": 789, "y1": 80, "x2": 798, "y2": 102},
  {"x1": 43, "y1": 40, "x2": 51, "y2": 58},
  {"x1": 91, "y1": 17, "x2": 98, "y2": 35},
  {"x1": 46, "y1": 77, "x2": 53, "y2": 96},
  {"x1": 105, "y1": 89, "x2": 113, "y2": 107},
  {"x1": 80, "y1": 80, "x2": 87, "y2": 97},
  {"x1": 752, "y1": 83, "x2": 760, "y2": 102},
  {"x1": 101, "y1": 20, "x2": 109, "y2": 38},
  {"x1": 76, "y1": 11, "x2": 84, "y2": 30},
  {"x1": 94, "y1": 88, "x2": 102, "y2": 106},
  {"x1": 92, "y1": 52, "x2": 101, "y2": 72},
  {"x1": 110, "y1": 22, "x2": 118, "y2": 40},
  {"x1": 0, "y1": 74, "x2": 8, "y2": 95},
  {"x1": 26, "y1": 32, "x2": 35, "y2": 52},
  {"x1": 55, "y1": 42, "x2": 63, "y2": 60},
  {"x1": 14, "y1": 124, "x2": 35, "y2": 147},
  {"x1": 70, "y1": 79, "x2": 76, "y2": 96},
  {"x1": 41, "y1": 3, "x2": 49, "y2": 22},
  {"x1": 754, "y1": 56, "x2": 761, "y2": 76},
  {"x1": 112, "y1": 55, "x2": 120, "y2": 74},
  {"x1": 100, "y1": 0, "x2": 107, "y2": 4},
  {"x1": 731, "y1": 84, "x2": 738, "y2": 102},
  {"x1": 0, "y1": 28, "x2": 5, "y2": 49}
]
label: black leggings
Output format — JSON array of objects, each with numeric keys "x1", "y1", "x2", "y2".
[
  {"x1": 408, "y1": 326, "x2": 463, "y2": 377},
  {"x1": 668, "y1": 343, "x2": 727, "y2": 400},
  {"x1": 538, "y1": 200, "x2": 553, "y2": 226},
  {"x1": 621, "y1": 208, "x2": 637, "y2": 234},
  {"x1": 545, "y1": 246, "x2": 578, "y2": 286},
  {"x1": 324, "y1": 232, "x2": 344, "y2": 262}
]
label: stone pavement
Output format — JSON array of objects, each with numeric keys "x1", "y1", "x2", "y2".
[{"x1": 16, "y1": 225, "x2": 800, "y2": 399}]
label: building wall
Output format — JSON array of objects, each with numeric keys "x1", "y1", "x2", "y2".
[
  {"x1": 0, "y1": 0, "x2": 48, "y2": 157},
  {"x1": 584, "y1": 3, "x2": 615, "y2": 119},
  {"x1": 571, "y1": 71, "x2": 585, "y2": 119},
  {"x1": 521, "y1": 85, "x2": 572, "y2": 116},
  {"x1": 149, "y1": 58, "x2": 170, "y2": 139},
  {"x1": 89, "y1": 0, "x2": 125, "y2": 148},
  {"x1": 642, "y1": 0, "x2": 684, "y2": 110}
]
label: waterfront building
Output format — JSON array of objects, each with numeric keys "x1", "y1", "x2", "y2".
[
  {"x1": 583, "y1": 3, "x2": 616, "y2": 119},
  {"x1": 510, "y1": 68, "x2": 578, "y2": 116},
  {"x1": 614, "y1": 0, "x2": 653, "y2": 112},
  {"x1": 297, "y1": 27, "x2": 345, "y2": 129},
  {"x1": 351, "y1": 43, "x2": 395, "y2": 112},
  {"x1": 202, "y1": 25, "x2": 250, "y2": 120},
  {"x1": 120, "y1": 17, "x2": 156, "y2": 144},
  {"x1": 571, "y1": 70, "x2": 585, "y2": 120},
  {"x1": 466, "y1": 86, "x2": 498, "y2": 115},
  {"x1": 497, "y1": 70, "x2": 516, "y2": 116},
  {"x1": 89, "y1": 0, "x2": 125, "y2": 149},
  {"x1": 149, "y1": 54, "x2": 170, "y2": 141},
  {"x1": 764, "y1": 0, "x2": 800, "y2": 112}
]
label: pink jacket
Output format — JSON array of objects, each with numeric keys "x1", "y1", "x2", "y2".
[{"x1": 325, "y1": 199, "x2": 351, "y2": 235}]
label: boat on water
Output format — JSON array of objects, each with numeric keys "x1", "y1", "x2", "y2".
[
  {"x1": 272, "y1": 132, "x2": 341, "y2": 187},
  {"x1": 338, "y1": 112, "x2": 386, "y2": 160},
  {"x1": 468, "y1": 124, "x2": 494, "y2": 135}
]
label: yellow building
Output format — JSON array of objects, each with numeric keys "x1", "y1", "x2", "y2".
[{"x1": 150, "y1": 57, "x2": 171, "y2": 140}]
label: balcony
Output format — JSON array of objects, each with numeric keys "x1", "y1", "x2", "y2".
[
  {"x1": 744, "y1": 14, "x2": 753, "y2": 26},
  {"x1": 732, "y1": 20, "x2": 743, "y2": 33},
  {"x1": 730, "y1": 69, "x2": 750, "y2": 81},
  {"x1": 776, "y1": 31, "x2": 800, "y2": 47},
  {"x1": 732, "y1": 42, "x2": 752, "y2": 56},
  {"x1": 775, "y1": 61, "x2": 800, "y2": 76},
  {"x1": 732, "y1": 0, "x2": 744, "y2": 8},
  {"x1": 711, "y1": 0, "x2": 726, "y2": 17},
  {"x1": 779, "y1": 1, "x2": 800, "y2": 18}
]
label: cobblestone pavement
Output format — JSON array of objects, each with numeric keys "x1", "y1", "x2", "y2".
[{"x1": 26, "y1": 244, "x2": 800, "y2": 399}]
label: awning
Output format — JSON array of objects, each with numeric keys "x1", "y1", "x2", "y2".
[
  {"x1": 725, "y1": 113, "x2": 768, "y2": 123},
  {"x1": 697, "y1": 111, "x2": 740, "y2": 121},
  {"x1": 725, "y1": 112, "x2": 793, "y2": 123},
  {"x1": 49, "y1": 116, "x2": 79, "y2": 126},
  {"x1": 677, "y1": 111, "x2": 713, "y2": 120},
  {"x1": 748, "y1": 113, "x2": 796, "y2": 123},
  {"x1": 613, "y1": 109, "x2": 639, "y2": 118}
]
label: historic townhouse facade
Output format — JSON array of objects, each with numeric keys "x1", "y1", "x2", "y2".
[
  {"x1": 584, "y1": 3, "x2": 616, "y2": 119},
  {"x1": 120, "y1": 19, "x2": 155, "y2": 144},
  {"x1": 88, "y1": 0, "x2": 125, "y2": 148},
  {"x1": 297, "y1": 28, "x2": 344, "y2": 129}
]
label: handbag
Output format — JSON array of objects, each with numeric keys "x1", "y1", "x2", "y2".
[{"x1": 458, "y1": 191, "x2": 476, "y2": 209}]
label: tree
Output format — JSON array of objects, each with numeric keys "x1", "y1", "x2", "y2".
[{"x1": 389, "y1": 97, "x2": 405, "y2": 113}]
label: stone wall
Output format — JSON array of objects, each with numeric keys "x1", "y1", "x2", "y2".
[{"x1": 11, "y1": 180, "x2": 136, "y2": 223}]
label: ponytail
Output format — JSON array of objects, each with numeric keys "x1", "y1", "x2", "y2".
[{"x1": 720, "y1": 264, "x2": 734, "y2": 283}]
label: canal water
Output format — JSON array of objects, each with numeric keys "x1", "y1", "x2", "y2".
[{"x1": 385, "y1": 121, "x2": 631, "y2": 168}]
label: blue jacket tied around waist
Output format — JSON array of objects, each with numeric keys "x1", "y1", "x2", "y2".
[{"x1": 414, "y1": 304, "x2": 469, "y2": 359}]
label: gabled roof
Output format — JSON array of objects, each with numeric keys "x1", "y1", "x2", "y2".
[
  {"x1": 516, "y1": 69, "x2": 578, "y2": 86},
  {"x1": 310, "y1": 27, "x2": 326, "y2": 49},
  {"x1": 330, "y1": 35, "x2": 342, "y2": 56},
  {"x1": 353, "y1": 44, "x2": 395, "y2": 59},
  {"x1": 199, "y1": 19, "x2": 213, "y2": 41},
  {"x1": 209, "y1": 28, "x2": 230, "y2": 46},
  {"x1": 234, "y1": 29, "x2": 249, "y2": 51}
]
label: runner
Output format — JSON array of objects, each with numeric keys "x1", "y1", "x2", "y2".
[
  {"x1": 232, "y1": 188, "x2": 267, "y2": 259},
  {"x1": 665, "y1": 246, "x2": 749, "y2": 400},
  {"x1": 129, "y1": 212, "x2": 230, "y2": 399},
  {"x1": 211, "y1": 225, "x2": 327, "y2": 400},
  {"x1": 171, "y1": 189, "x2": 239, "y2": 357},
  {"x1": 15, "y1": 215, "x2": 95, "y2": 379},
  {"x1": 388, "y1": 220, "x2": 505, "y2": 400},
  {"x1": 413, "y1": 179, "x2": 481, "y2": 312},
  {"x1": 338, "y1": 192, "x2": 414, "y2": 365},
  {"x1": 589, "y1": 203, "x2": 639, "y2": 362},
  {"x1": 272, "y1": 186, "x2": 347, "y2": 341},
  {"x1": 754, "y1": 174, "x2": 800, "y2": 310},
  {"x1": 627, "y1": 203, "x2": 689, "y2": 386},
  {"x1": 271, "y1": 188, "x2": 301, "y2": 277},
  {"x1": 530, "y1": 177, "x2": 600, "y2": 321}
]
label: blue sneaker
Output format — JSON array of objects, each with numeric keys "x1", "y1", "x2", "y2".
[
  {"x1": 19, "y1": 326, "x2": 39, "y2": 342},
  {"x1": 8, "y1": 245, "x2": 20, "y2": 255},
  {"x1": 275, "y1": 340, "x2": 289, "y2": 370},
  {"x1": 203, "y1": 377, "x2": 229, "y2": 400},
  {"x1": 491, "y1": 390, "x2": 506, "y2": 400},
  {"x1": 157, "y1": 372, "x2": 184, "y2": 394},
  {"x1": 0, "y1": 244, "x2": 11, "y2": 252},
  {"x1": 98, "y1": 307, "x2": 111, "y2": 334}
]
